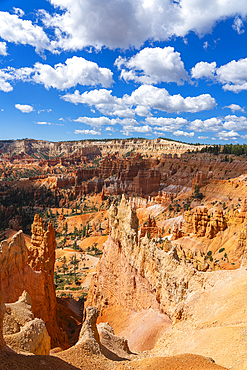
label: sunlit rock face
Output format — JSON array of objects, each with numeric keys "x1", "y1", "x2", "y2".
[{"x1": 0, "y1": 216, "x2": 67, "y2": 348}]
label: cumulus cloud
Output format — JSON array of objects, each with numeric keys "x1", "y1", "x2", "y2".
[
  {"x1": 15, "y1": 104, "x2": 34, "y2": 113},
  {"x1": 105, "y1": 126, "x2": 115, "y2": 132},
  {"x1": 0, "y1": 11, "x2": 50, "y2": 53},
  {"x1": 115, "y1": 47, "x2": 188, "y2": 85},
  {"x1": 192, "y1": 57, "x2": 247, "y2": 93},
  {"x1": 74, "y1": 129, "x2": 101, "y2": 135},
  {"x1": 1, "y1": 2, "x2": 247, "y2": 54},
  {"x1": 173, "y1": 130, "x2": 194, "y2": 137},
  {"x1": 224, "y1": 104, "x2": 245, "y2": 113},
  {"x1": 0, "y1": 75, "x2": 13, "y2": 92},
  {"x1": 191, "y1": 61, "x2": 217, "y2": 80},
  {"x1": 217, "y1": 130, "x2": 240, "y2": 140},
  {"x1": 198, "y1": 136, "x2": 209, "y2": 139},
  {"x1": 223, "y1": 115, "x2": 247, "y2": 131},
  {"x1": 145, "y1": 117, "x2": 187, "y2": 131},
  {"x1": 74, "y1": 116, "x2": 117, "y2": 127},
  {"x1": 62, "y1": 85, "x2": 216, "y2": 117},
  {"x1": 217, "y1": 58, "x2": 247, "y2": 91},
  {"x1": 32, "y1": 56, "x2": 113, "y2": 90},
  {"x1": 39, "y1": 0, "x2": 247, "y2": 51},
  {"x1": 187, "y1": 115, "x2": 247, "y2": 134},
  {"x1": 121, "y1": 124, "x2": 152, "y2": 136},
  {"x1": 0, "y1": 56, "x2": 113, "y2": 92},
  {"x1": 188, "y1": 117, "x2": 223, "y2": 132}
]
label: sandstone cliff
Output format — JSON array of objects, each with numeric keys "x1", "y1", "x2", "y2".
[{"x1": 0, "y1": 216, "x2": 66, "y2": 348}]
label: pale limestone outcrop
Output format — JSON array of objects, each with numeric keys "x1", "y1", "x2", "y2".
[
  {"x1": 77, "y1": 306, "x2": 101, "y2": 354},
  {"x1": 0, "y1": 291, "x2": 50, "y2": 355},
  {"x1": 77, "y1": 306, "x2": 132, "y2": 361},
  {"x1": 87, "y1": 195, "x2": 207, "y2": 321},
  {"x1": 3, "y1": 291, "x2": 50, "y2": 355},
  {"x1": 98, "y1": 322, "x2": 132, "y2": 360}
]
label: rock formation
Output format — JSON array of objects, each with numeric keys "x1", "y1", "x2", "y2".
[
  {"x1": 76, "y1": 306, "x2": 132, "y2": 361},
  {"x1": 87, "y1": 195, "x2": 204, "y2": 320},
  {"x1": 77, "y1": 306, "x2": 101, "y2": 354},
  {"x1": 0, "y1": 293, "x2": 5, "y2": 349},
  {"x1": 0, "y1": 217, "x2": 67, "y2": 348},
  {"x1": 183, "y1": 207, "x2": 227, "y2": 238},
  {"x1": 3, "y1": 291, "x2": 50, "y2": 355},
  {"x1": 139, "y1": 215, "x2": 159, "y2": 238}
]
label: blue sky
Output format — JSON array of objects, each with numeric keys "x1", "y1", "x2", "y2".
[{"x1": 1, "y1": 0, "x2": 247, "y2": 144}]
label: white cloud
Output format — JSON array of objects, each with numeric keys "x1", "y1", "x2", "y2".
[
  {"x1": 232, "y1": 16, "x2": 245, "y2": 34},
  {"x1": 198, "y1": 136, "x2": 209, "y2": 139},
  {"x1": 223, "y1": 115, "x2": 247, "y2": 131},
  {"x1": 191, "y1": 61, "x2": 217, "y2": 80},
  {"x1": 105, "y1": 126, "x2": 115, "y2": 132},
  {"x1": 40, "y1": 0, "x2": 247, "y2": 51},
  {"x1": 62, "y1": 89, "x2": 132, "y2": 117},
  {"x1": 173, "y1": 130, "x2": 194, "y2": 137},
  {"x1": 187, "y1": 114, "x2": 247, "y2": 134},
  {"x1": 35, "y1": 121, "x2": 52, "y2": 125},
  {"x1": 217, "y1": 58, "x2": 247, "y2": 91},
  {"x1": 0, "y1": 78, "x2": 12, "y2": 92},
  {"x1": 224, "y1": 104, "x2": 245, "y2": 113},
  {"x1": 13, "y1": 8, "x2": 25, "y2": 17},
  {"x1": 74, "y1": 129, "x2": 101, "y2": 135},
  {"x1": 15, "y1": 104, "x2": 34, "y2": 113},
  {"x1": 193, "y1": 57, "x2": 247, "y2": 93},
  {"x1": 0, "y1": 42, "x2": 7, "y2": 56},
  {"x1": 127, "y1": 85, "x2": 216, "y2": 114},
  {"x1": 203, "y1": 41, "x2": 209, "y2": 50},
  {"x1": 217, "y1": 130, "x2": 240, "y2": 140},
  {"x1": 32, "y1": 56, "x2": 113, "y2": 90},
  {"x1": 1, "y1": 2, "x2": 247, "y2": 54},
  {"x1": 188, "y1": 117, "x2": 223, "y2": 132},
  {"x1": 0, "y1": 11, "x2": 50, "y2": 53},
  {"x1": 0, "y1": 56, "x2": 113, "y2": 93},
  {"x1": 62, "y1": 85, "x2": 216, "y2": 116},
  {"x1": 145, "y1": 117, "x2": 187, "y2": 131},
  {"x1": 38, "y1": 108, "x2": 52, "y2": 114},
  {"x1": 121, "y1": 124, "x2": 152, "y2": 136},
  {"x1": 74, "y1": 116, "x2": 117, "y2": 127},
  {"x1": 115, "y1": 47, "x2": 188, "y2": 85}
]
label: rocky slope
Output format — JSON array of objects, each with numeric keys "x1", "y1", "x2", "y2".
[
  {"x1": 0, "y1": 293, "x2": 227, "y2": 370},
  {"x1": 86, "y1": 195, "x2": 247, "y2": 369},
  {"x1": 3, "y1": 291, "x2": 50, "y2": 355}
]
